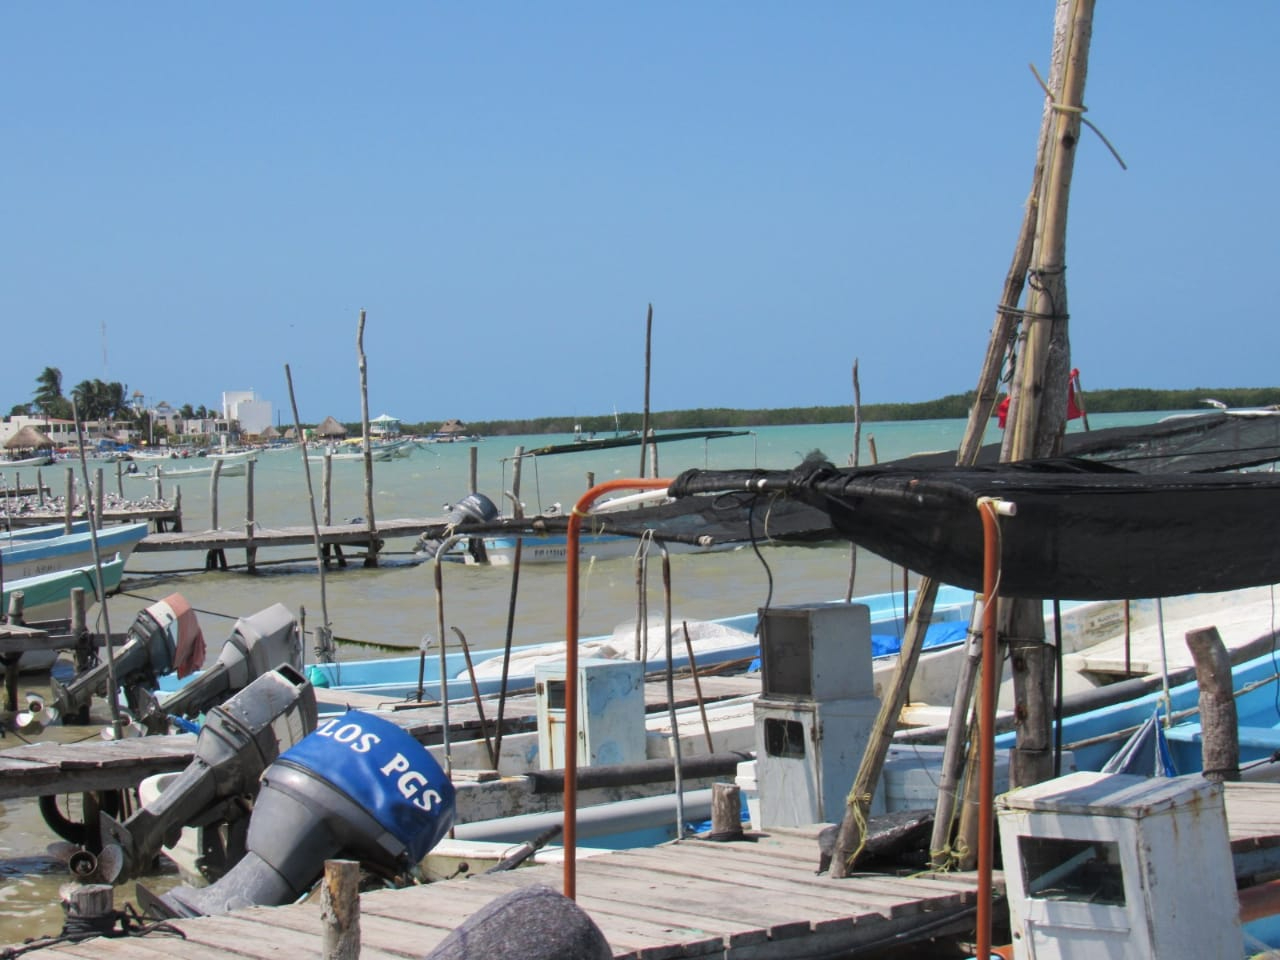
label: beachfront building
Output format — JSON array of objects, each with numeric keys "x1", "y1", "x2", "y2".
[
  {"x1": 0, "y1": 415, "x2": 137, "y2": 450},
  {"x1": 370, "y1": 413, "x2": 402, "y2": 438},
  {"x1": 223, "y1": 390, "x2": 273, "y2": 437},
  {"x1": 0, "y1": 415, "x2": 78, "y2": 449}
]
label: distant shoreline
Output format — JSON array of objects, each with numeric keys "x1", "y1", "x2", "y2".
[{"x1": 386, "y1": 386, "x2": 1279, "y2": 439}]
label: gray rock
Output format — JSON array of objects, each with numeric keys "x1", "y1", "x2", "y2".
[{"x1": 425, "y1": 884, "x2": 611, "y2": 960}]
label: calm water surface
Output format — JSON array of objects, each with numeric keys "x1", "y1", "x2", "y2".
[{"x1": 0, "y1": 413, "x2": 1174, "y2": 944}]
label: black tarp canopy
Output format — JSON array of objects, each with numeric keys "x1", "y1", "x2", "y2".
[
  {"x1": 428, "y1": 412, "x2": 1280, "y2": 600},
  {"x1": 897, "y1": 409, "x2": 1280, "y2": 474},
  {"x1": 665, "y1": 458, "x2": 1280, "y2": 601}
]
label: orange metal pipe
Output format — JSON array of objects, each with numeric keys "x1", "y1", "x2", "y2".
[
  {"x1": 563, "y1": 477, "x2": 670, "y2": 899},
  {"x1": 976, "y1": 497, "x2": 1011, "y2": 960}
]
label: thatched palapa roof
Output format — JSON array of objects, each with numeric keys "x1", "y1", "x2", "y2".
[
  {"x1": 316, "y1": 416, "x2": 348, "y2": 438},
  {"x1": 437, "y1": 418, "x2": 467, "y2": 435},
  {"x1": 261, "y1": 425, "x2": 280, "y2": 440},
  {"x1": 5, "y1": 426, "x2": 55, "y2": 451}
]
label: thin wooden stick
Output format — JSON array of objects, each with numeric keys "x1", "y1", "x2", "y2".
[
  {"x1": 356, "y1": 309, "x2": 378, "y2": 567},
  {"x1": 285, "y1": 364, "x2": 333, "y2": 662},
  {"x1": 638, "y1": 303, "x2": 653, "y2": 477}
]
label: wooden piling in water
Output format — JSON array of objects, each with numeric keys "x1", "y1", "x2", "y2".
[
  {"x1": 1188, "y1": 625, "x2": 1240, "y2": 782},
  {"x1": 64, "y1": 467, "x2": 74, "y2": 531},
  {"x1": 245, "y1": 458, "x2": 257, "y2": 574},
  {"x1": 3, "y1": 593, "x2": 25, "y2": 711},
  {"x1": 209, "y1": 458, "x2": 223, "y2": 529}
]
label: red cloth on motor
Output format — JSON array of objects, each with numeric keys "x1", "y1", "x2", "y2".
[{"x1": 162, "y1": 593, "x2": 207, "y2": 679}]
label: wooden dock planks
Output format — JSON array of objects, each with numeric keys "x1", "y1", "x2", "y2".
[
  {"x1": 22, "y1": 782, "x2": 1280, "y2": 960},
  {"x1": 25, "y1": 832, "x2": 988, "y2": 960},
  {"x1": 133, "y1": 518, "x2": 448, "y2": 555}
]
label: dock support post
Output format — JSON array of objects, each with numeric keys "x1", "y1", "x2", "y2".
[
  {"x1": 3, "y1": 593, "x2": 24, "y2": 711},
  {"x1": 60, "y1": 883, "x2": 115, "y2": 934},
  {"x1": 210, "y1": 458, "x2": 223, "y2": 530},
  {"x1": 1187, "y1": 625, "x2": 1240, "y2": 782},
  {"x1": 64, "y1": 467, "x2": 75, "y2": 531},
  {"x1": 94, "y1": 467, "x2": 104, "y2": 526},
  {"x1": 709, "y1": 783, "x2": 744, "y2": 840},
  {"x1": 245, "y1": 459, "x2": 257, "y2": 574},
  {"x1": 320, "y1": 859, "x2": 361, "y2": 960}
]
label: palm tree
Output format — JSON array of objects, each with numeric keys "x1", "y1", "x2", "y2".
[
  {"x1": 70, "y1": 379, "x2": 123, "y2": 421},
  {"x1": 100, "y1": 381, "x2": 130, "y2": 420},
  {"x1": 33, "y1": 367, "x2": 64, "y2": 416}
]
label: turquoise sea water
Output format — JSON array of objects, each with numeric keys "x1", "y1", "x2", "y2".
[{"x1": 0, "y1": 410, "x2": 1184, "y2": 943}]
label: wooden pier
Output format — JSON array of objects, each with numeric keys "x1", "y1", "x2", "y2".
[
  {"x1": 18, "y1": 783, "x2": 1280, "y2": 958},
  {"x1": 132, "y1": 517, "x2": 451, "y2": 570},
  {"x1": 28, "y1": 830, "x2": 989, "y2": 959}
]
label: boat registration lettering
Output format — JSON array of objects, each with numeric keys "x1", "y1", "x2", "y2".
[
  {"x1": 379, "y1": 753, "x2": 446, "y2": 812},
  {"x1": 314, "y1": 715, "x2": 381, "y2": 753}
]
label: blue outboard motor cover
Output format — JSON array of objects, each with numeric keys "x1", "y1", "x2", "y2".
[{"x1": 278, "y1": 710, "x2": 455, "y2": 862}]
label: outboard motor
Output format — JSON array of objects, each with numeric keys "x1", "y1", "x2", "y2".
[
  {"x1": 51, "y1": 594, "x2": 204, "y2": 724},
  {"x1": 415, "y1": 492, "x2": 499, "y2": 561},
  {"x1": 146, "y1": 710, "x2": 455, "y2": 917},
  {"x1": 96, "y1": 664, "x2": 317, "y2": 884},
  {"x1": 133, "y1": 603, "x2": 302, "y2": 733}
]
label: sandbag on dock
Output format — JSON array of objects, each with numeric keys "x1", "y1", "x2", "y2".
[{"x1": 423, "y1": 884, "x2": 610, "y2": 960}]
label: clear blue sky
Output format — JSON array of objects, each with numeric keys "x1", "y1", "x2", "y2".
[{"x1": 3, "y1": 3, "x2": 1275, "y2": 425}]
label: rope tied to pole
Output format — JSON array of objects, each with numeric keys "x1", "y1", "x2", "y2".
[{"x1": 1029, "y1": 62, "x2": 1128, "y2": 170}]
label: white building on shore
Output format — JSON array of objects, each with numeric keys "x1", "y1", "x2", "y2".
[{"x1": 222, "y1": 390, "x2": 273, "y2": 437}]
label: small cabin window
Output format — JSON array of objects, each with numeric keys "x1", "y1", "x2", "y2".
[{"x1": 1018, "y1": 835, "x2": 1126, "y2": 906}]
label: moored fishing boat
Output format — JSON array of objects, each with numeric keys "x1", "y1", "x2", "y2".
[
  {"x1": 0, "y1": 521, "x2": 148, "y2": 580},
  {"x1": 0, "y1": 553, "x2": 128, "y2": 673},
  {"x1": 289, "y1": 584, "x2": 977, "y2": 704}
]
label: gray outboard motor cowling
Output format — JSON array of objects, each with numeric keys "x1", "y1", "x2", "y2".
[
  {"x1": 97, "y1": 663, "x2": 317, "y2": 883},
  {"x1": 415, "y1": 492, "x2": 499, "y2": 560},
  {"x1": 149, "y1": 709, "x2": 455, "y2": 917},
  {"x1": 141, "y1": 603, "x2": 302, "y2": 730}
]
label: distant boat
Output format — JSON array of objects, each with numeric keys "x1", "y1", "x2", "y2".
[
  {"x1": 523, "y1": 428, "x2": 749, "y2": 458},
  {"x1": 126, "y1": 452, "x2": 256, "y2": 480},
  {"x1": 305, "y1": 443, "x2": 394, "y2": 462},
  {"x1": 2, "y1": 453, "x2": 56, "y2": 468},
  {"x1": 1, "y1": 521, "x2": 148, "y2": 580}
]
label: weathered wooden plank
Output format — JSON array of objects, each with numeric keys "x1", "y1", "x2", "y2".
[
  {"x1": 582, "y1": 856, "x2": 896, "y2": 926},
  {"x1": 607, "y1": 846, "x2": 927, "y2": 919},
  {"x1": 169, "y1": 914, "x2": 330, "y2": 957},
  {"x1": 248, "y1": 902, "x2": 451, "y2": 957},
  {"x1": 482, "y1": 862, "x2": 827, "y2": 946},
  {"x1": 381, "y1": 873, "x2": 721, "y2": 959}
]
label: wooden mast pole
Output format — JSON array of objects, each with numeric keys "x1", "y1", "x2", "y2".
[
  {"x1": 999, "y1": 0, "x2": 1095, "y2": 794},
  {"x1": 829, "y1": 0, "x2": 1089, "y2": 878}
]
